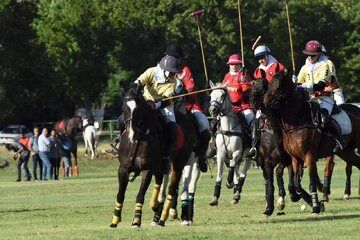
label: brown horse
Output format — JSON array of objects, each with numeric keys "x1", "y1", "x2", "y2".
[
  {"x1": 109, "y1": 88, "x2": 196, "y2": 228},
  {"x1": 53, "y1": 117, "x2": 83, "y2": 176},
  {"x1": 261, "y1": 72, "x2": 360, "y2": 214}
]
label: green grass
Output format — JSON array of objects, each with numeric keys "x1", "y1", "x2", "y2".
[{"x1": 0, "y1": 143, "x2": 359, "y2": 240}]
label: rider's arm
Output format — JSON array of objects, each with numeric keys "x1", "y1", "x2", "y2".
[{"x1": 297, "y1": 66, "x2": 306, "y2": 84}]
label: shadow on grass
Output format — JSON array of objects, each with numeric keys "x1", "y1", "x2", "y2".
[
  {"x1": 331, "y1": 197, "x2": 360, "y2": 201},
  {"x1": 0, "y1": 208, "x2": 47, "y2": 213},
  {"x1": 264, "y1": 214, "x2": 360, "y2": 223}
]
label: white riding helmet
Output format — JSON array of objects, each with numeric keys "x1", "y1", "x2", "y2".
[{"x1": 254, "y1": 45, "x2": 271, "y2": 58}]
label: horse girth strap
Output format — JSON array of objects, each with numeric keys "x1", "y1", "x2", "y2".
[{"x1": 220, "y1": 130, "x2": 242, "y2": 137}]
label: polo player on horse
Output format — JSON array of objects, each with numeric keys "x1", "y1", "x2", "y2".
[
  {"x1": 296, "y1": 40, "x2": 344, "y2": 153},
  {"x1": 164, "y1": 42, "x2": 210, "y2": 173},
  {"x1": 246, "y1": 45, "x2": 287, "y2": 162},
  {"x1": 131, "y1": 55, "x2": 182, "y2": 173}
]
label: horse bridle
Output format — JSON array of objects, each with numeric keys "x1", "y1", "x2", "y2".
[
  {"x1": 123, "y1": 96, "x2": 150, "y2": 140},
  {"x1": 210, "y1": 89, "x2": 233, "y2": 116}
]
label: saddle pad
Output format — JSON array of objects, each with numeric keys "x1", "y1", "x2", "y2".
[
  {"x1": 331, "y1": 109, "x2": 352, "y2": 135},
  {"x1": 172, "y1": 124, "x2": 184, "y2": 151},
  {"x1": 58, "y1": 120, "x2": 66, "y2": 130}
]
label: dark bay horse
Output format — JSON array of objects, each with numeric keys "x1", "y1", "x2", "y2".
[
  {"x1": 109, "y1": 88, "x2": 196, "y2": 228},
  {"x1": 261, "y1": 73, "x2": 360, "y2": 214},
  {"x1": 53, "y1": 117, "x2": 83, "y2": 176}
]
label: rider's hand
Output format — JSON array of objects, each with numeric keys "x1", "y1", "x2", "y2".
[{"x1": 292, "y1": 75, "x2": 297, "y2": 83}]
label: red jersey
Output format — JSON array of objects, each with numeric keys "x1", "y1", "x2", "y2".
[
  {"x1": 18, "y1": 137, "x2": 30, "y2": 150},
  {"x1": 177, "y1": 65, "x2": 202, "y2": 112},
  {"x1": 222, "y1": 71, "x2": 252, "y2": 112},
  {"x1": 253, "y1": 62, "x2": 286, "y2": 83}
]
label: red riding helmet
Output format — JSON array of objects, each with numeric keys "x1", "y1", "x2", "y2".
[
  {"x1": 226, "y1": 54, "x2": 242, "y2": 65},
  {"x1": 302, "y1": 40, "x2": 322, "y2": 56}
]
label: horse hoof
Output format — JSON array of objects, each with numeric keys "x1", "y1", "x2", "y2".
[
  {"x1": 109, "y1": 224, "x2": 118, "y2": 228},
  {"x1": 290, "y1": 194, "x2": 301, "y2": 203},
  {"x1": 226, "y1": 181, "x2": 234, "y2": 189},
  {"x1": 276, "y1": 197, "x2": 285, "y2": 211},
  {"x1": 343, "y1": 194, "x2": 350, "y2": 200},
  {"x1": 276, "y1": 212, "x2": 286, "y2": 216},
  {"x1": 322, "y1": 195, "x2": 329, "y2": 203},
  {"x1": 262, "y1": 213, "x2": 270, "y2": 218},
  {"x1": 181, "y1": 220, "x2": 189, "y2": 226},
  {"x1": 188, "y1": 220, "x2": 193, "y2": 226},
  {"x1": 209, "y1": 198, "x2": 218, "y2": 206},
  {"x1": 230, "y1": 199, "x2": 239, "y2": 204},
  {"x1": 150, "y1": 221, "x2": 158, "y2": 227},
  {"x1": 311, "y1": 212, "x2": 319, "y2": 216},
  {"x1": 262, "y1": 209, "x2": 273, "y2": 217},
  {"x1": 169, "y1": 209, "x2": 178, "y2": 221},
  {"x1": 320, "y1": 202, "x2": 325, "y2": 213},
  {"x1": 131, "y1": 224, "x2": 140, "y2": 229},
  {"x1": 156, "y1": 220, "x2": 165, "y2": 227}
]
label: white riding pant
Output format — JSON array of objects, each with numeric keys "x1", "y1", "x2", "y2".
[
  {"x1": 318, "y1": 95, "x2": 335, "y2": 115},
  {"x1": 181, "y1": 152, "x2": 201, "y2": 200},
  {"x1": 191, "y1": 110, "x2": 209, "y2": 133},
  {"x1": 241, "y1": 109, "x2": 255, "y2": 126},
  {"x1": 160, "y1": 105, "x2": 176, "y2": 123},
  {"x1": 333, "y1": 88, "x2": 345, "y2": 105}
]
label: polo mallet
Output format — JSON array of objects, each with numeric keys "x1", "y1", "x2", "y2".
[
  {"x1": 237, "y1": 0, "x2": 245, "y2": 68},
  {"x1": 285, "y1": 1, "x2": 296, "y2": 78},
  {"x1": 252, "y1": 36, "x2": 262, "y2": 51},
  {"x1": 190, "y1": 10, "x2": 209, "y2": 87}
]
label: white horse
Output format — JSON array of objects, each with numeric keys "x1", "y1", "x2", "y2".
[
  {"x1": 208, "y1": 82, "x2": 252, "y2": 205},
  {"x1": 82, "y1": 119, "x2": 98, "y2": 159}
]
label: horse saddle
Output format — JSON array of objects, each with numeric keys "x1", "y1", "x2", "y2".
[
  {"x1": 330, "y1": 107, "x2": 352, "y2": 135},
  {"x1": 309, "y1": 102, "x2": 352, "y2": 135}
]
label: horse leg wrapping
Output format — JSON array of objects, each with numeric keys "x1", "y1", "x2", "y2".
[
  {"x1": 323, "y1": 176, "x2": 331, "y2": 200},
  {"x1": 152, "y1": 201, "x2": 163, "y2": 224},
  {"x1": 345, "y1": 179, "x2": 351, "y2": 196},
  {"x1": 158, "y1": 195, "x2": 173, "y2": 226},
  {"x1": 232, "y1": 184, "x2": 240, "y2": 203},
  {"x1": 131, "y1": 203, "x2": 143, "y2": 227},
  {"x1": 237, "y1": 176, "x2": 246, "y2": 193},
  {"x1": 226, "y1": 166, "x2": 235, "y2": 188},
  {"x1": 210, "y1": 181, "x2": 221, "y2": 206},
  {"x1": 263, "y1": 180, "x2": 274, "y2": 216},
  {"x1": 277, "y1": 177, "x2": 286, "y2": 198},
  {"x1": 169, "y1": 187, "x2": 178, "y2": 220},
  {"x1": 150, "y1": 184, "x2": 161, "y2": 211},
  {"x1": 188, "y1": 193, "x2": 194, "y2": 222},
  {"x1": 311, "y1": 192, "x2": 320, "y2": 214},
  {"x1": 110, "y1": 202, "x2": 123, "y2": 228},
  {"x1": 181, "y1": 200, "x2": 189, "y2": 222}
]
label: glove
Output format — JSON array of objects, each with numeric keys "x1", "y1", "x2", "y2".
[
  {"x1": 292, "y1": 75, "x2": 297, "y2": 83},
  {"x1": 155, "y1": 99, "x2": 172, "y2": 109},
  {"x1": 313, "y1": 81, "x2": 326, "y2": 91}
]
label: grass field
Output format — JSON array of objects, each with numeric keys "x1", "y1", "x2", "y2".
[{"x1": 0, "y1": 143, "x2": 359, "y2": 240}]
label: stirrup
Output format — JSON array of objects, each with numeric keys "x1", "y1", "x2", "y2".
[
  {"x1": 245, "y1": 147, "x2": 257, "y2": 159},
  {"x1": 333, "y1": 139, "x2": 344, "y2": 153}
]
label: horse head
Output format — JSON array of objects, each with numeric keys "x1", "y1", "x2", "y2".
[
  {"x1": 209, "y1": 82, "x2": 230, "y2": 117},
  {"x1": 123, "y1": 88, "x2": 152, "y2": 143},
  {"x1": 250, "y1": 78, "x2": 268, "y2": 111},
  {"x1": 263, "y1": 71, "x2": 295, "y2": 115}
]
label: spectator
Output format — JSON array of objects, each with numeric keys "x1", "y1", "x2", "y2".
[
  {"x1": 61, "y1": 137, "x2": 72, "y2": 177},
  {"x1": 5, "y1": 137, "x2": 31, "y2": 182},
  {"x1": 38, "y1": 128, "x2": 52, "y2": 181},
  {"x1": 29, "y1": 127, "x2": 42, "y2": 181},
  {"x1": 49, "y1": 130, "x2": 62, "y2": 180}
]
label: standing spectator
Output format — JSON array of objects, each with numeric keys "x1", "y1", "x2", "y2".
[
  {"x1": 49, "y1": 130, "x2": 62, "y2": 180},
  {"x1": 29, "y1": 127, "x2": 42, "y2": 181},
  {"x1": 5, "y1": 138, "x2": 31, "y2": 182},
  {"x1": 38, "y1": 128, "x2": 52, "y2": 181},
  {"x1": 61, "y1": 137, "x2": 72, "y2": 177}
]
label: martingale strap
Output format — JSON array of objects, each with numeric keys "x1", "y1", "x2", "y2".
[{"x1": 220, "y1": 130, "x2": 242, "y2": 137}]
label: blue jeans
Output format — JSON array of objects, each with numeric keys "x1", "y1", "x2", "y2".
[
  {"x1": 39, "y1": 151, "x2": 52, "y2": 180},
  {"x1": 32, "y1": 153, "x2": 43, "y2": 180},
  {"x1": 18, "y1": 154, "x2": 31, "y2": 181}
]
